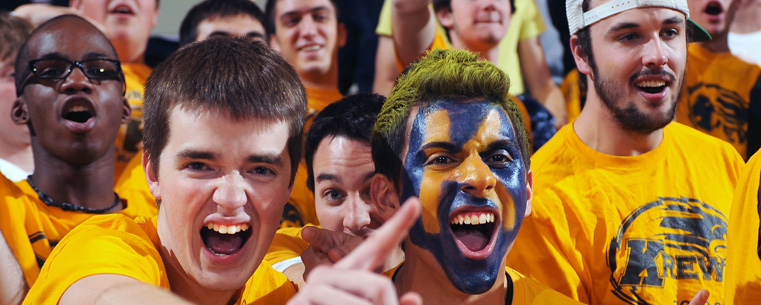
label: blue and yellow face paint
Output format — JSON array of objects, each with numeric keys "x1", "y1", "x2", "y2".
[{"x1": 400, "y1": 98, "x2": 528, "y2": 294}]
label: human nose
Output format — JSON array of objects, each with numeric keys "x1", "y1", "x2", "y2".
[
  {"x1": 459, "y1": 155, "x2": 496, "y2": 197},
  {"x1": 343, "y1": 195, "x2": 372, "y2": 235},
  {"x1": 60, "y1": 65, "x2": 93, "y2": 94},
  {"x1": 642, "y1": 36, "x2": 669, "y2": 68},
  {"x1": 298, "y1": 15, "x2": 318, "y2": 38},
  {"x1": 212, "y1": 172, "x2": 248, "y2": 213}
]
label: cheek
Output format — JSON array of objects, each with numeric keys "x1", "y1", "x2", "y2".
[
  {"x1": 315, "y1": 202, "x2": 344, "y2": 231},
  {"x1": 495, "y1": 183, "x2": 518, "y2": 230},
  {"x1": 418, "y1": 170, "x2": 453, "y2": 234}
]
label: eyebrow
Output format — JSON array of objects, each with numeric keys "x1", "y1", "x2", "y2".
[
  {"x1": 419, "y1": 141, "x2": 462, "y2": 153},
  {"x1": 280, "y1": 6, "x2": 331, "y2": 19},
  {"x1": 177, "y1": 150, "x2": 283, "y2": 166},
  {"x1": 608, "y1": 15, "x2": 685, "y2": 34},
  {"x1": 36, "y1": 51, "x2": 112, "y2": 61},
  {"x1": 483, "y1": 139, "x2": 517, "y2": 153},
  {"x1": 316, "y1": 171, "x2": 375, "y2": 184}
]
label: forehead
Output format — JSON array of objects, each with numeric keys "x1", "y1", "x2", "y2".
[
  {"x1": 587, "y1": 1, "x2": 686, "y2": 31},
  {"x1": 406, "y1": 99, "x2": 514, "y2": 145},
  {"x1": 27, "y1": 20, "x2": 114, "y2": 60},
  {"x1": 198, "y1": 15, "x2": 264, "y2": 32},
  {"x1": 275, "y1": 0, "x2": 337, "y2": 16}
]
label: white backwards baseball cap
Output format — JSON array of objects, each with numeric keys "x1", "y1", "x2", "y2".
[{"x1": 566, "y1": 0, "x2": 711, "y2": 41}]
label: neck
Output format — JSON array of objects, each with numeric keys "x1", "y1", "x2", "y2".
[
  {"x1": 0, "y1": 142, "x2": 33, "y2": 173},
  {"x1": 731, "y1": 0, "x2": 761, "y2": 33},
  {"x1": 29, "y1": 142, "x2": 119, "y2": 211},
  {"x1": 696, "y1": 32, "x2": 730, "y2": 53},
  {"x1": 159, "y1": 238, "x2": 238, "y2": 305},
  {"x1": 299, "y1": 66, "x2": 339, "y2": 90},
  {"x1": 112, "y1": 38, "x2": 146, "y2": 64},
  {"x1": 573, "y1": 90, "x2": 664, "y2": 156},
  {"x1": 395, "y1": 243, "x2": 507, "y2": 305},
  {"x1": 451, "y1": 37, "x2": 500, "y2": 64}
]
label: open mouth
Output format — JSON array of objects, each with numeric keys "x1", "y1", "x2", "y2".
[
  {"x1": 200, "y1": 223, "x2": 252, "y2": 256},
  {"x1": 450, "y1": 211, "x2": 497, "y2": 252},
  {"x1": 62, "y1": 102, "x2": 95, "y2": 123},
  {"x1": 111, "y1": 4, "x2": 134, "y2": 15},
  {"x1": 705, "y1": 2, "x2": 723, "y2": 15},
  {"x1": 635, "y1": 80, "x2": 668, "y2": 94}
]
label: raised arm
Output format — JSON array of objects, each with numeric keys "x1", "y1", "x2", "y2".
[
  {"x1": 0, "y1": 231, "x2": 26, "y2": 305},
  {"x1": 391, "y1": 0, "x2": 437, "y2": 68},
  {"x1": 519, "y1": 37, "x2": 569, "y2": 127}
]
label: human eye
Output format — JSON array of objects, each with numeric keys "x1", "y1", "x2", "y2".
[
  {"x1": 313, "y1": 12, "x2": 329, "y2": 22},
  {"x1": 184, "y1": 161, "x2": 211, "y2": 172},
  {"x1": 252, "y1": 166, "x2": 276, "y2": 177},
  {"x1": 661, "y1": 28, "x2": 679, "y2": 39},
  {"x1": 282, "y1": 15, "x2": 300, "y2": 27},
  {"x1": 617, "y1": 32, "x2": 640, "y2": 43},
  {"x1": 83, "y1": 60, "x2": 119, "y2": 80},
  {"x1": 33, "y1": 60, "x2": 68, "y2": 79},
  {"x1": 425, "y1": 153, "x2": 457, "y2": 167},
  {"x1": 483, "y1": 150, "x2": 513, "y2": 169},
  {"x1": 322, "y1": 189, "x2": 346, "y2": 202}
]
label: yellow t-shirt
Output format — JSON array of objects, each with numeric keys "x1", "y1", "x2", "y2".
[
  {"x1": 676, "y1": 44, "x2": 761, "y2": 160},
  {"x1": 114, "y1": 151, "x2": 155, "y2": 208},
  {"x1": 507, "y1": 122, "x2": 744, "y2": 304},
  {"x1": 0, "y1": 177, "x2": 157, "y2": 287},
  {"x1": 384, "y1": 264, "x2": 583, "y2": 304},
  {"x1": 282, "y1": 86, "x2": 343, "y2": 228},
  {"x1": 24, "y1": 215, "x2": 296, "y2": 305},
  {"x1": 724, "y1": 151, "x2": 761, "y2": 305},
  {"x1": 265, "y1": 226, "x2": 310, "y2": 266},
  {"x1": 376, "y1": 0, "x2": 546, "y2": 95},
  {"x1": 115, "y1": 62, "x2": 152, "y2": 178}
]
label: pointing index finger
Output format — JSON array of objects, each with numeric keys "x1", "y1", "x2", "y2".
[{"x1": 335, "y1": 197, "x2": 421, "y2": 271}]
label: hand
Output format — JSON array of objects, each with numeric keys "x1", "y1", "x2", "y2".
[
  {"x1": 300, "y1": 226, "x2": 365, "y2": 278},
  {"x1": 288, "y1": 197, "x2": 423, "y2": 305},
  {"x1": 688, "y1": 289, "x2": 709, "y2": 305}
]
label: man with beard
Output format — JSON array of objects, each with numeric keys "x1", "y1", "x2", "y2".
[
  {"x1": 674, "y1": 0, "x2": 761, "y2": 160},
  {"x1": 505, "y1": 0, "x2": 744, "y2": 304},
  {"x1": 368, "y1": 48, "x2": 580, "y2": 304}
]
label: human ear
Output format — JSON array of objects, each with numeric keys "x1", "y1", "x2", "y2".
[
  {"x1": 570, "y1": 35, "x2": 593, "y2": 77},
  {"x1": 11, "y1": 98, "x2": 29, "y2": 125},
  {"x1": 121, "y1": 97, "x2": 131, "y2": 125},
  {"x1": 143, "y1": 152, "x2": 161, "y2": 202},
  {"x1": 435, "y1": 7, "x2": 454, "y2": 30},
  {"x1": 523, "y1": 170, "x2": 533, "y2": 218},
  {"x1": 370, "y1": 173, "x2": 400, "y2": 213}
]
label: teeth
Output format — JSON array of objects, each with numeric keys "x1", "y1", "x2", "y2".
[
  {"x1": 302, "y1": 45, "x2": 321, "y2": 51},
  {"x1": 68, "y1": 105, "x2": 88, "y2": 113},
  {"x1": 636, "y1": 80, "x2": 665, "y2": 88},
  {"x1": 206, "y1": 223, "x2": 249, "y2": 235},
  {"x1": 451, "y1": 213, "x2": 496, "y2": 225}
]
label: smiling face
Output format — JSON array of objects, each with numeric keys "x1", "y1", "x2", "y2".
[
  {"x1": 579, "y1": 6, "x2": 687, "y2": 133},
  {"x1": 686, "y1": 0, "x2": 736, "y2": 37},
  {"x1": 195, "y1": 14, "x2": 266, "y2": 44},
  {"x1": 147, "y1": 106, "x2": 292, "y2": 293},
  {"x1": 437, "y1": 0, "x2": 512, "y2": 50},
  {"x1": 269, "y1": 0, "x2": 345, "y2": 82},
  {"x1": 13, "y1": 17, "x2": 129, "y2": 166},
  {"x1": 400, "y1": 99, "x2": 529, "y2": 294},
  {"x1": 313, "y1": 136, "x2": 389, "y2": 238}
]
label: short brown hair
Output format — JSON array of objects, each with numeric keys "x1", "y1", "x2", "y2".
[
  {"x1": 0, "y1": 12, "x2": 32, "y2": 62},
  {"x1": 143, "y1": 38, "x2": 306, "y2": 185}
]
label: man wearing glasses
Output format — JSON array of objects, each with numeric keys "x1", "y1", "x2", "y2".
[{"x1": 0, "y1": 14, "x2": 157, "y2": 302}]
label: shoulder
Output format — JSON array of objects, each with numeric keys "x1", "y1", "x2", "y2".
[{"x1": 507, "y1": 267, "x2": 583, "y2": 305}]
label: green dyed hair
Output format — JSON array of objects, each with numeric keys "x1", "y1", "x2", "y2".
[{"x1": 371, "y1": 48, "x2": 531, "y2": 188}]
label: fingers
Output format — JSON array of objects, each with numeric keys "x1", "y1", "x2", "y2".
[
  {"x1": 302, "y1": 226, "x2": 351, "y2": 254},
  {"x1": 336, "y1": 197, "x2": 421, "y2": 271},
  {"x1": 688, "y1": 289, "x2": 709, "y2": 305},
  {"x1": 293, "y1": 266, "x2": 401, "y2": 305},
  {"x1": 399, "y1": 292, "x2": 423, "y2": 305}
]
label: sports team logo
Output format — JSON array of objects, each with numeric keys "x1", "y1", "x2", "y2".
[
  {"x1": 608, "y1": 197, "x2": 727, "y2": 305},
  {"x1": 686, "y1": 82, "x2": 747, "y2": 145}
]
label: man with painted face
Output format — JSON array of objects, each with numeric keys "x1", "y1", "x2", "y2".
[
  {"x1": 0, "y1": 14, "x2": 158, "y2": 302},
  {"x1": 505, "y1": 0, "x2": 744, "y2": 304},
  {"x1": 674, "y1": 0, "x2": 761, "y2": 160},
  {"x1": 369, "y1": 48, "x2": 579, "y2": 304}
]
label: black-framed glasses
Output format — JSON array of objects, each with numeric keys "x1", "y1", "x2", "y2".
[
  {"x1": 28, "y1": 58, "x2": 122, "y2": 81},
  {"x1": 17, "y1": 58, "x2": 125, "y2": 96}
]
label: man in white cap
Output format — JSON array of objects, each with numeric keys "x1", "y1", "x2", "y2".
[{"x1": 505, "y1": 0, "x2": 744, "y2": 304}]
